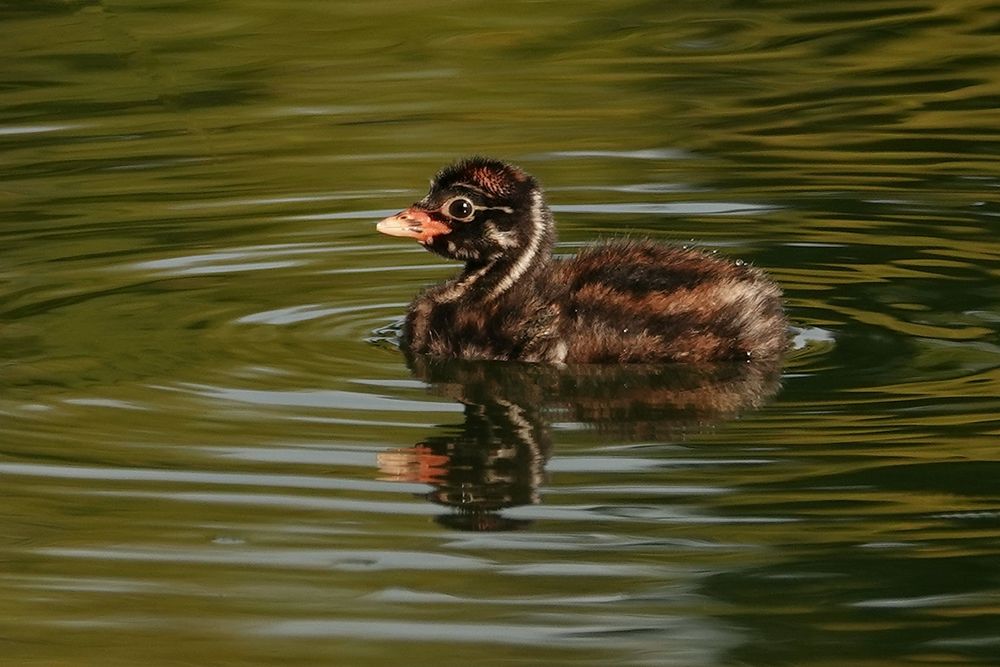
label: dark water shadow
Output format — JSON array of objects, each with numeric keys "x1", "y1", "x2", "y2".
[{"x1": 378, "y1": 354, "x2": 784, "y2": 531}]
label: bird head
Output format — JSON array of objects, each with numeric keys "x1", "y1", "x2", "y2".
[{"x1": 377, "y1": 157, "x2": 550, "y2": 264}]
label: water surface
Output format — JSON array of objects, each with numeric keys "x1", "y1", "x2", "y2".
[{"x1": 2, "y1": 1, "x2": 999, "y2": 665}]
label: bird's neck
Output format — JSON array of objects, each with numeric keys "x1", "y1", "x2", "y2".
[{"x1": 437, "y1": 192, "x2": 556, "y2": 304}]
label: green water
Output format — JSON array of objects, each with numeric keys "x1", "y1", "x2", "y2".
[{"x1": 3, "y1": 1, "x2": 999, "y2": 665}]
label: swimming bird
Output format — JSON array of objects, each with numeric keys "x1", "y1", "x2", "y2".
[{"x1": 377, "y1": 157, "x2": 787, "y2": 363}]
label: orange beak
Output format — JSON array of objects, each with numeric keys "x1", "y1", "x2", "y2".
[{"x1": 377, "y1": 208, "x2": 450, "y2": 244}]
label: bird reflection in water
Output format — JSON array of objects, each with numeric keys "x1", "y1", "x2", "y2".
[{"x1": 377, "y1": 354, "x2": 784, "y2": 531}]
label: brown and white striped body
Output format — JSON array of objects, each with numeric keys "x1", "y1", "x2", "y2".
[{"x1": 377, "y1": 157, "x2": 787, "y2": 364}]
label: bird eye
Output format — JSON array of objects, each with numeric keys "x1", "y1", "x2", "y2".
[{"x1": 446, "y1": 198, "x2": 475, "y2": 221}]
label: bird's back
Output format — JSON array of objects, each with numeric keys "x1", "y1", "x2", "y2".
[{"x1": 552, "y1": 240, "x2": 787, "y2": 363}]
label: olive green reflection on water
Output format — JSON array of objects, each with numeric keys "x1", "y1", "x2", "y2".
[{"x1": 2, "y1": 1, "x2": 1000, "y2": 665}]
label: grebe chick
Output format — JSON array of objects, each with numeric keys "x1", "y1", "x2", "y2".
[{"x1": 376, "y1": 157, "x2": 787, "y2": 364}]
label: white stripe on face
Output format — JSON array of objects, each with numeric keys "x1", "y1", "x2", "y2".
[{"x1": 488, "y1": 189, "x2": 545, "y2": 300}]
